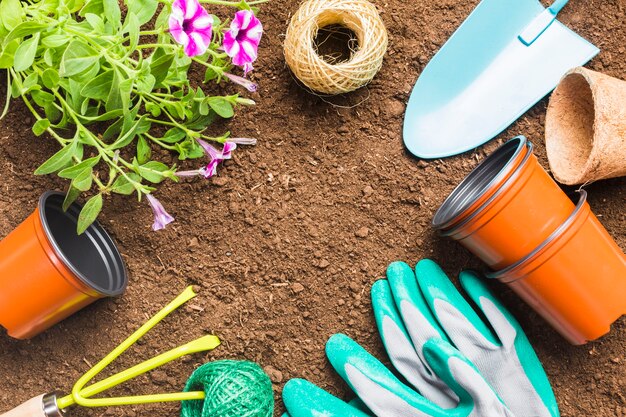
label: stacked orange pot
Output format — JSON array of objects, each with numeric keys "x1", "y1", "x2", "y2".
[{"x1": 433, "y1": 137, "x2": 626, "y2": 345}]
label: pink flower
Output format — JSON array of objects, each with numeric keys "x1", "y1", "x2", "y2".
[
  {"x1": 203, "y1": 159, "x2": 219, "y2": 177},
  {"x1": 146, "y1": 194, "x2": 175, "y2": 231},
  {"x1": 169, "y1": 0, "x2": 213, "y2": 57},
  {"x1": 177, "y1": 140, "x2": 239, "y2": 180},
  {"x1": 196, "y1": 138, "x2": 221, "y2": 159},
  {"x1": 221, "y1": 142, "x2": 236, "y2": 159},
  {"x1": 223, "y1": 10, "x2": 263, "y2": 74},
  {"x1": 223, "y1": 72, "x2": 257, "y2": 92}
]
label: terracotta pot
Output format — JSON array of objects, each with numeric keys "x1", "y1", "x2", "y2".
[
  {"x1": 489, "y1": 191, "x2": 626, "y2": 345},
  {"x1": 546, "y1": 67, "x2": 626, "y2": 185},
  {"x1": 0, "y1": 192, "x2": 127, "y2": 339},
  {"x1": 433, "y1": 136, "x2": 575, "y2": 270}
]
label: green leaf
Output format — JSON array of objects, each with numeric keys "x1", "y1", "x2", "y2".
[
  {"x1": 119, "y1": 77, "x2": 133, "y2": 111},
  {"x1": 207, "y1": 97, "x2": 234, "y2": 118},
  {"x1": 72, "y1": 168, "x2": 93, "y2": 191},
  {"x1": 58, "y1": 156, "x2": 101, "y2": 179},
  {"x1": 150, "y1": 48, "x2": 175, "y2": 86},
  {"x1": 60, "y1": 40, "x2": 97, "y2": 77},
  {"x1": 186, "y1": 112, "x2": 217, "y2": 130},
  {"x1": 84, "y1": 13, "x2": 105, "y2": 33},
  {"x1": 41, "y1": 34, "x2": 70, "y2": 48},
  {"x1": 31, "y1": 90, "x2": 55, "y2": 107},
  {"x1": 0, "y1": 0, "x2": 22, "y2": 31},
  {"x1": 136, "y1": 136, "x2": 151, "y2": 164},
  {"x1": 160, "y1": 128, "x2": 187, "y2": 144},
  {"x1": 0, "y1": 39, "x2": 19, "y2": 68},
  {"x1": 109, "y1": 116, "x2": 146, "y2": 149},
  {"x1": 35, "y1": 141, "x2": 78, "y2": 175},
  {"x1": 124, "y1": 13, "x2": 140, "y2": 51},
  {"x1": 43, "y1": 48, "x2": 55, "y2": 67},
  {"x1": 42, "y1": 68, "x2": 60, "y2": 89},
  {"x1": 136, "y1": 161, "x2": 173, "y2": 183},
  {"x1": 44, "y1": 102, "x2": 62, "y2": 123},
  {"x1": 199, "y1": 100, "x2": 209, "y2": 116},
  {"x1": 103, "y1": 0, "x2": 121, "y2": 26},
  {"x1": 13, "y1": 33, "x2": 40, "y2": 72},
  {"x1": 105, "y1": 69, "x2": 122, "y2": 112},
  {"x1": 136, "y1": 73, "x2": 155, "y2": 95},
  {"x1": 127, "y1": 0, "x2": 159, "y2": 25},
  {"x1": 145, "y1": 102, "x2": 161, "y2": 117},
  {"x1": 111, "y1": 173, "x2": 141, "y2": 195},
  {"x1": 62, "y1": 187, "x2": 81, "y2": 211},
  {"x1": 81, "y1": 70, "x2": 113, "y2": 100},
  {"x1": 79, "y1": 0, "x2": 104, "y2": 16},
  {"x1": 32, "y1": 119, "x2": 51, "y2": 136},
  {"x1": 77, "y1": 194, "x2": 103, "y2": 234},
  {"x1": 135, "y1": 118, "x2": 152, "y2": 135},
  {"x1": 5, "y1": 22, "x2": 46, "y2": 43},
  {"x1": 204, "y1": 67, "x2": 219, "y2": 82}
]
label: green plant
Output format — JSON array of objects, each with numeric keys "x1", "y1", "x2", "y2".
[{"x1": 0, "y1": 0, "x2": 265, "y2": 232}]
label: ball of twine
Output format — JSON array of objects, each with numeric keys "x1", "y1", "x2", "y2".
[
  {"x1": 181, "y1": 360, "x2": 274, "y2": 417},
  {"x1": 284, "y1": 0, "x2": 388, "y2": 95}
]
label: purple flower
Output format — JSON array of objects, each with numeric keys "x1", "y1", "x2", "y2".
[
  {"x1": 169, "y1": 0, "x2": 213, "y2": 57},
  {"x1": 221, "y1": 142, "x2": 237, "y2": 159},
  {"x1": 146, "y1": 194, "x2": 175, "y2": 231},
  {"x1": 196, "y1": 138, "x2": 222, "y2": 159},
  {"x1": 177, "y1": 140, "x2": 239, "y2": 180},
  {"x1": 223, "y1": 72, "x2": 257, "y2": 92},
  {"x1": 223, "y1": 10, "x2": 263, "y2": 74},
  {"x1": 176, "y1": 161, "x2": 217, "y2": 179}
]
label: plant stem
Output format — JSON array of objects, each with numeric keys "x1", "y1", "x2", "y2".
[
  {"x1": 144, "y1": 133, "x2": 176, "y2": 150},
  {"x1": 0, "y1": 70, "x2": 11, "y2": 120}
]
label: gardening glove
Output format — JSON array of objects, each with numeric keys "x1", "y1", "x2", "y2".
[
  {"x1": 282, "y1": 259, "x2": 559, "y2": 417},
  {"x1": 369, "y1": 259, "x2": 558, "y2": 417},
  {"x1": 284, "y1": 333, "x2": 522, "y2": 417}
]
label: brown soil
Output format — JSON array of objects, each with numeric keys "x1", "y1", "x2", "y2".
[{"x1": 0, "y1": 0, "x2": 625, "y2": 416}]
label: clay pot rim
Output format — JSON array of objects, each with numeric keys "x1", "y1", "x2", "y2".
[
  {"x1": 488, "y1": 190, "x2": 588, "y2": 280},
  {"x1": 432, "y1": 136, "x2": 530, "y2": 231},
  {"x1": 38, "y1": 191, "x2": 128, "y2": 296}
]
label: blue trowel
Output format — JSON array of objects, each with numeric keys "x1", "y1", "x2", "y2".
[{"x1": 403, "y1": 0, "x2": 599, "y2": 159}]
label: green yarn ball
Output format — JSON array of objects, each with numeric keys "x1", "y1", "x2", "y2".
[{"x1": 181, "y1": 360, "x2": 274, "y2": 417}]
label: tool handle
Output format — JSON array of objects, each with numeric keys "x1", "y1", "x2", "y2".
[
  {"x1": 548, "y1": 0, "x2": 569, "y2": 14},
  {"x1": 0, "y1": 395, "x2": 46, "y2": 417}
]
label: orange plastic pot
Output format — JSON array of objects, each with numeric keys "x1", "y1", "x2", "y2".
[
  {"x1": 0, "y1": 192, "x2": 127, "y2": 339},
  {"x1": 434, "y1": 137, "x2": 531, "y2": 232},
  {"x1": 433, "y1": 136, "x2": 575, "y2": 269},
  {"x1": 489, "y1": 191, "x2": 626, "y2": 345}
]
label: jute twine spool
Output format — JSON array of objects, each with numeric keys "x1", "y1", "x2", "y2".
[
  {"x1": 545, "y1": 67, "x2": 626, "y2": 185},
  {"x1": 181, "y1": 360, "x2": 274, "y2": 417},
  {"x1": 284, "y1": 0, "x2": 388, "y2": 94}
]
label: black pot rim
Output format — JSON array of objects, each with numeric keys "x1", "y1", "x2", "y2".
[
  {"x1": 432, "y1": 136, "x2": 530, "y2": 230},
  {"x1": 38, "y1": 191, "x2": 128, "y2": 296}
]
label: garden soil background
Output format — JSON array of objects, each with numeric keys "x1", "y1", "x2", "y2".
[{"x1": 0, "y1": 0, "x2": 625, "y2": 415}]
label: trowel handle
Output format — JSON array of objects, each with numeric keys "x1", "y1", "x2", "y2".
[
  {"x1": 0, "y1": 394, "x2": 64, "y2": 417},
  {"x1": 548, "y1": 0, "x2": 569, "y2": 14}
]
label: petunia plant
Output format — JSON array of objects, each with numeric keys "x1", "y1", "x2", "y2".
[{"x1": 0, "y1": 0, "x2": 265, "y2": 232}]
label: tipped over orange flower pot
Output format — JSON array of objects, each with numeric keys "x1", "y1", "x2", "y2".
[
  {"x1": 0, "y1": 192, "x2": 127, "y2": 339},
  {"x1": 489, "y1": 191, "x2": 626, "y2": 345},
  {"x1": 433, "y1": 136, "x2": 575, "y2": 270}
]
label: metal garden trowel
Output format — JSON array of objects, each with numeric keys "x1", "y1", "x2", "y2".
[{"x1": 403, "y1": 0, "x2": 599, "y2": 159}]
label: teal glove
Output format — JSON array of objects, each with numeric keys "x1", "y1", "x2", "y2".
[{"x1": 282, "y1": 259, "x2": 559, "y2": 417}]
